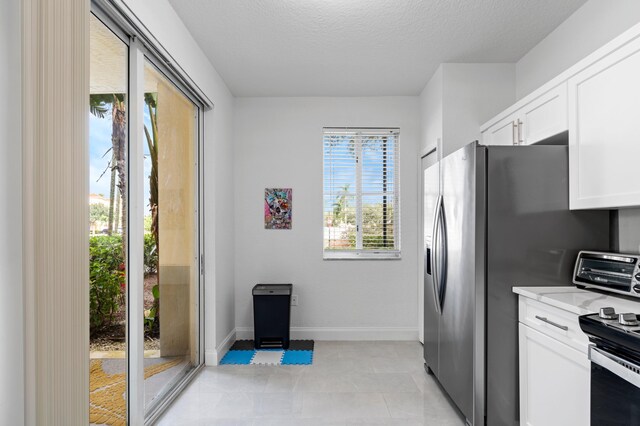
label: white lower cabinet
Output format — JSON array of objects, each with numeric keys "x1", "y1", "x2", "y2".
[{"x1": 519, "y1": 323, "x2": 590, "y2": 426}]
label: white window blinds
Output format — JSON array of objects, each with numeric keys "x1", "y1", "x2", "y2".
[{"x1": 323, "y1": 128, "x2": 400, "y2": 259}]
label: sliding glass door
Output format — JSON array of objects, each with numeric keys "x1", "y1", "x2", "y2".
[
  {"x1": 141, "y1": 59, "x2": 199, "y2": 414},
  {"x1": 89, "y1": 10, "x2": 202, "y2": 425},
  {"x1": 89, "y1": 14, "x2": 129, "y2": 425}
]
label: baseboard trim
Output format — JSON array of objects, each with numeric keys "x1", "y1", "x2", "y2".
[
  {"x1": 206, "y1": 328, "x2": 236, "y2": 366},
  {"x1": 235, "y1": 326, "x2": 418, "y2": 341},
  {"x1": 204, "y1": 350, "x2": 217, "y2": 366}
]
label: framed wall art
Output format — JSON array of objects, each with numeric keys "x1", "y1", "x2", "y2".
[{"x1": 264, "y1": 188, "x2": 292, "y2": 229}]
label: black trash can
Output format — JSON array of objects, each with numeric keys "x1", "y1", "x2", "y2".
[{"x1": 252, "y1": 283, "x2": 292, "y2": 349}]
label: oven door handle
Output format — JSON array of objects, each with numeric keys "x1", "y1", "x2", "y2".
[{"x1": 589, "y1": 345, "x2": 640, "y2": 388}]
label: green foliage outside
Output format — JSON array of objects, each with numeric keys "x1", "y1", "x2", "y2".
[
  {"x1": 362, "y1": 204, "x2": 395, "y2": 249},
  {"x1": 144, "y1": 215, "x2": 153, "y2": 233},
  {"x1": 143, "y1": 233, "x2": 158, "y2": 274},
  {"x1": 345, "y1": 204, "x2": 395, "y2": 248},
  {"x1": 332, "y1": 184, "x2": 352, "y2": 225},
  {"x1": 328, "y1": 202, "x2": 395, "y2": 250},
  {"x1": 89, "y1": 234, "x2": 158, "y2": 334},
  {"x1": 144, "y1": 233, "x2": 160, "y2": 335},
  {"x1": 144, "y1": 284, "x2": 160, "y2": 333},
  {"x1": 90, "y1": 235, "x2": 125, "y2": 333},
  {"x1": 90, "y1": 203, "x2": 109, "y2": 227}
]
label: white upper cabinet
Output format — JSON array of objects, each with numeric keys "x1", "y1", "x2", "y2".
[
  {"x1": 568, "y1": 36, "x2": 640, "y2": 209},
  {"x1": 481, "y1": 83, "x2": 567, "y2": 146},
  {"x1": 481, "y1": 21, "x2": 640, "y2": 209},
  {"x1": 482, "y1": 112, "x2": 520, "y2": 146},
  {"x1": 520, "y1": 84, "x2": 567, "y2": 145}
]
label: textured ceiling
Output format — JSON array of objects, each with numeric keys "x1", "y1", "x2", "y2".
[{"x1": 168, "y1": 0, "x2": 586, "y2": 97}]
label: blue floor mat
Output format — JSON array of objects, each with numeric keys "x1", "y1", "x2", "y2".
[
  {"x1": 219, "y1": 350, "x2": 255, "y2": 365},
  {"x1": 281, "y1": 350, "x2": 313, "y2": 365},
  {"x1": 220, "y1": 340, "x2": 314, "y2": 365}
]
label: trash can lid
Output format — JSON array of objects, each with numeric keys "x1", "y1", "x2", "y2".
[{"x1": 253, "y1": 283, "x2": 292, "y2": 295}]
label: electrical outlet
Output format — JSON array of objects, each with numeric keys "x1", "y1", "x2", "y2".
[{"x1": 291, "y1": 295, "x2": 298, "y2": 306}]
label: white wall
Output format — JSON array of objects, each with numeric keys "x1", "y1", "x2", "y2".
[
  {"x1": 441, "y1": 63, "x2": 515, "y2": 157},
  {"x1": 419, "y1": 64, "x2": 515, "y2": 158},
  {"x1": 0, "y1": 0, "x2": 23, "y2": 423},
  {"x1": 618, "y1": 209, "x2": 640, "y2": 253},
  {"x1": 516, "y1": 0, "x2": 640, "y2": 99},
  {"x1": 233, "y1": 97, "x2": 420, "y2": 340},
  {"x1": 123, "y1": 0, "x2": 236, "y2": 363},
  {"x1": 419, "y1": 65, "x2": 443, "y2": 156}
]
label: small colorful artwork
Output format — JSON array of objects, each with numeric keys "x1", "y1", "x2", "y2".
[{"x1": 264, "y1": 188, "x2": 292, "y2": 229}]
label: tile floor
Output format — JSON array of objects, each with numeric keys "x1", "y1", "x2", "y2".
[{"x1": 157, "y1": 341, "x2": 466, "y2": 425}]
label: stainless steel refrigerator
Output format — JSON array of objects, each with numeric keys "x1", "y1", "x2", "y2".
[{"x1": 423, "y1": 141, "x2": 610, "y2": 426}]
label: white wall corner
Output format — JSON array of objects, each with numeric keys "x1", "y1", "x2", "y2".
[
  {"x1": 206, "y1": 328, "x2": 236, "y2": 366},
  {"x1": 419, "y1": 65, "x2": 444, "y2": 155}
]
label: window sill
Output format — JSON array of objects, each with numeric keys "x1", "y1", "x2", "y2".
[{"x1": 323, "y1": 250, "x2": 401, "y2": 260}]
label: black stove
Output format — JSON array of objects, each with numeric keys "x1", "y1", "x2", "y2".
[
  {"x1": 579, "y1": 307, "x2": 640, "y2": 426},
  {"x1": 580, "y1": 308, "x2": 640, "y2": 357}
]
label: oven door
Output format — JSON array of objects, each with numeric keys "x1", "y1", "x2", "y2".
[{"x1": 589, "y1": 346, "x2": 640, "y2": 425}]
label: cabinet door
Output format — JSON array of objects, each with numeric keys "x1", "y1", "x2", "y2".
[
  {"x1": 482, "y1": 114, "x2": 517, "y2": 146},
  {"x1": 569, "y1": 36, "x2": 640, "y2": 209},
  {"x1": 521, "y1": 83, "x2": 567, "y2": 145},
  {"x1": 519, "y1": 323, "x2": 590, "y2": 426},
  {"x1": 518, "y1": 297, "x2": 589, "y2": 354}
]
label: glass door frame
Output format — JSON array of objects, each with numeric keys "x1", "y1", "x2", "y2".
[
  {"x1": 91, "y1": 4, "x2": 206, "y2": 424},
  {"x1": 138, "y1": 54, "x2": 206, "y2": 424}
]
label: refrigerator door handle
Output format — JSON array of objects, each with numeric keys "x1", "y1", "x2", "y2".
[
  {"x1": 425, "y1": 247, "x2": 431, "y2": 276},
  {"x1": 438, "y1": 196, "x2": 447, "y2": 313},
  {"x1": 431, "y1": 195, "x2": 443, "y2": 314}
]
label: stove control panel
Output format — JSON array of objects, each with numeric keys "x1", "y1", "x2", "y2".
[
  {"x1": 586, "y1": 308, "x2": 640, "y2": 332},
  {"x1": 580, "y1": 311, "x2": 640, "y2": 356}
]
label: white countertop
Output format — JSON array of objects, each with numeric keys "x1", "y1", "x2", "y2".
[{"x1": 513, "y1": 286, "x2": 640, "y2": 316}]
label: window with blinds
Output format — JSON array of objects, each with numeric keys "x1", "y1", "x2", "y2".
[{"x1": 323, "y1": 128, "x2": 400, "y2": 259}]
